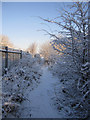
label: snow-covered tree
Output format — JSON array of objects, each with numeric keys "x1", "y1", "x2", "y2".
[
  {"x1": 41, "y1": 1, "x2": 90, "y2": 118},
  {"x1": 41, "y1": 2, "x2": 88, "y2": 67},
  {"x1": 88, "y1": 1, "x2": 90, "y2": 63},
  {"x1": 27, "y1": 42, "x2": 37, "y2": 56}
]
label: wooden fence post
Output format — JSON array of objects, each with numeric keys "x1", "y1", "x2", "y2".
[
  {"x1": 20, "y1": 50, "x2": 22, "y2": 59},
  {"x1": 5, "y1": 46, "x2": 8, "y2": 74}
]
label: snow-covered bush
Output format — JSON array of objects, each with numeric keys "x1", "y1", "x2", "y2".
[
  {"x1": 2, "y1": 53, "x2": 42, "y2": 118},
  {"x1": 49, "y1": 54, "x2": 89, "y2": 118},
  {"x1": 34, "y1": 54, "x2": 42, "y2": 64},
  {"x1": 76, "y1": 62, "x2": 90, "y2": 115},
  {"x1": 50, "y1": 55, "x2": 78, "y2": 79}
]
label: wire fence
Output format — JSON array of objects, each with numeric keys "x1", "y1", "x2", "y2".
[{"x1": 0, "y1": 46, "x2": 22, "y2": 75}]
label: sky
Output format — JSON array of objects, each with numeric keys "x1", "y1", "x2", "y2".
[{"x1": 2, "y1": 2, "x2": 72, "y2": 50}]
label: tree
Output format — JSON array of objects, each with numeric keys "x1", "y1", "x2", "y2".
[
  {"x1": 0, "y1": 35, "x2": 14, "y2": 48},
  {"x1": 40, "y1": 2, "x2": 88, "y2": 67},
  {"x1": 39, "y1": 41, "x2": 57, "y2": 64},
  {"x1": 88, "y1": 1, "x2": 90, "y2": 63},
  {"x1": 40, "y1": 1, "x2": 90, "y2": 117},
  {"x1": 27, "y1": 42, "x2": 37, "y2": 56}
]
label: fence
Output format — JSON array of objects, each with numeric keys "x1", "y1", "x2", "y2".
[{"x1": 0, "y1": 46, "x2": 22, "y2": 74}]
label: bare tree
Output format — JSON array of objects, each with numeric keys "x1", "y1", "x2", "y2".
[
  {"x1": 39, "y1": 41, "x2": 57, "y2": 64},
  {"x1": 0, "y1": 35, "x2": 14, "y2": 48},
  {"x1": 27, "y1": 42, "x2": 37, "y2": 56}
]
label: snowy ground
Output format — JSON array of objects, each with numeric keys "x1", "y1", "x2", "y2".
[
  {"x1": 2, "y1": 53, "x2": 88, "y2": 118},
  {"x1": 2, "y1": 61, "x2": 69, "y2": 118},
  {"x1": 20, "y1": 66, "x2": 66, "y2": 118}
]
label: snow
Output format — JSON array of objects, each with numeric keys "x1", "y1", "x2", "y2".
[
  {"x1": 20, "y1": 67, "x2": 64, "y2": 118},
  {"x1": 2, "y1": 53, "x2": 43, "y2": 118},
  {"x1": 2, "y1": 58, "x2": 69, "y2": 118},
  {"x1": 2, "y1": 52, "x2": 89, "y2": 118},
  {"x1": 1, "y1": 2, "x2": 89, "y2": 119}
]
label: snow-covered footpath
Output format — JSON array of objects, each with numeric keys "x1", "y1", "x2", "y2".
[{"x1": 21, "y1": 66, "x2": 65, "y2": 118}]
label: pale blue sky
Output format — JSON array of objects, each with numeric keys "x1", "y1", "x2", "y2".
[{"x1": 2, "y1": 2, "x2": 72, "y2": 50}]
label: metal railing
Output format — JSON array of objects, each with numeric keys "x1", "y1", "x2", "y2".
[{"x1": 0, "y1": 46, "x2": 22, "y2": 74}]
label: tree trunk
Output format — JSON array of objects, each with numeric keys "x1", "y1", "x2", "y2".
[{"x1": 88, "y1": 1, "x2": 90, "y2": 63}]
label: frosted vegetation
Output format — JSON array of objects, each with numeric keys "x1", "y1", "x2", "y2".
[
  {"x1": 2, "y1": 53, "x2": 43, "y2": 118},
  {"x1": 1, "y1": 1, "x2": 90, "y2": 119},
  {"x1": 40, "y1": 2, "x2": 90, "y2": 118}
]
